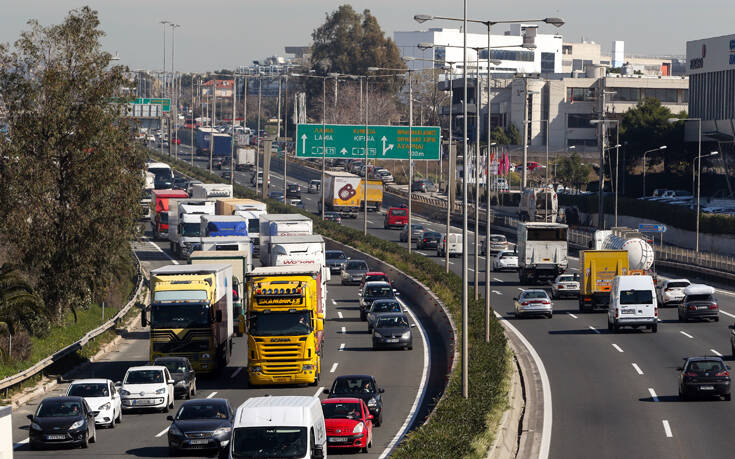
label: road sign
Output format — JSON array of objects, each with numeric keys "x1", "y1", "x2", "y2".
[
  {"x1": 295, "y1": 123, "x2": 440, "y2": 160},
  {"x1": 124, "y1": 103, "x2": 162, "y2": 118},
  {"x1": 134, "y1": 98, "x2": 170, "y2": 112},
  {"x1": 638, "y1": 224, "x2": 667, "y2": 233}
]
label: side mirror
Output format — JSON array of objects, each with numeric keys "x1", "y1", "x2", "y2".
[
  {"x1": 115, "y1": 381, "x2": 122, "y2": 387},
  {"x1": 141, "y1": 309, "x2": 147, "y2": 327},
  {"x1": 513, "y1": 297, "x2": 518, "y2": 302},
  {"x1": 168, "y1": 379, "x2": 175, "y2": 385},
  {"x1": 378, "y1": 388, "x2": 385, "y2": 393},
  {"x1": 27, "y1": 414, "x2": 33, "y2": 421},
  {"x1": 166, "y1": 415, "x2": 174, "y2": 421},
  {"x1": 216, "y1": 310, "x2": 223, "y2": 323}
]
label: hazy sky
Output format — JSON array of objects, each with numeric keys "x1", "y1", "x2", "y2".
[{"x1": 2, "y1": 1, "x2": 732, "y2": 72}]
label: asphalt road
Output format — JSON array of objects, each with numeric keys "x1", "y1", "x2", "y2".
[
  {"x1": 12, "y1": 216, "x2": 428, "y2": 458},
  {"x1": 193, "y1": 148, "x2": 735, "y2": 459}
]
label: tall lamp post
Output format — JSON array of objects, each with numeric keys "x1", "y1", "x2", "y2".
[
  {"x1": 694, "y1": 150, "x2": 718, "y2": 250},
  {"x1": 642, "y1": 145, "x2": 667, "y2": 198},
  {"x1": 169, "y1": 23, "x2": 180, "y2": 160},
  {"x1": 590, "y1": 118, "x2": 622, "y2": 228}
]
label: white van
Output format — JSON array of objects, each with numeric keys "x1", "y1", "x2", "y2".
[
  {"x1": 437, "y1": 233, "x2": 463, "y2": 257},
  {"x1": 230, "y1": 396, "x2": 326, "y2": 459},
  {"x1": 607, "y1": 275, "x2": 658, "y2": 333}
]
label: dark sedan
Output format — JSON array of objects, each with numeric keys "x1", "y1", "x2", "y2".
[
  {"x1": 372, "y1": 313, "x2": 413, "y2": 350},
  {"x1": 167, "y1": 398, "x2": 234, "y2": 455},
  {"x1": 416, "y1": 231, "x2": 441, "y2": 249},
  {"x1": 286, "y1": 183, "x2": 301, "y2": 198},
  {"x1": 679, "y1": 357, "x2": 731, "y2": 401},
  {"x1": 323, "y1": 212, "x2": 342, "y2": 224},
  {"x1": 154, "y1": 356, "x2": 196, "y2": 399},
  {"x1": 326, "y1": 250, "x2": 348, "y2": 274},
  {"x1": 367, "y1": 299, "x2": 403, "y2": 332},
  {"x1": 325, "y1": 375, "x2": 385, "y2": 427},
  {"x1": 268, "y1": 191, "x2": 285, "y2": 202},
  {"x1": 359, "y1": 281, "x2": 398, "y2": 321},
  {"x1": 28, "y1": 396, "x2": 98, "y2": 449},
  {"x1": 678, "y1": 284, "x2": 719, "y2": 322}
]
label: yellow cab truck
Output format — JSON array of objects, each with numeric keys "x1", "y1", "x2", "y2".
[
  {"x1": 145, "y1": 264, "x2": 233, "y2": 373},
  {"x1": 245, "y1": 265, "x2": 325, "y2": 386},
  {"x1": 579, "y1": 250, "x2": 629, "y2": 312}
]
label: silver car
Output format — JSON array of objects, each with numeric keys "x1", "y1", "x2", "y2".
[
  {"x1": 550, "y1": 274, "x2": 580, "y2": 299},
  {"x1": 514, "y1": 289, "x2": 553, "y2": 319},
  {"x1": 399, "y1": 224, "x2": 425, "y2": 243},
  {"x1": 340, "y1": 259, "x2": 369, "y2": 285}
]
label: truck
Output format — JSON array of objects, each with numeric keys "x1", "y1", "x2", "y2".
[
  {"x1": 189, "y1": 250, "x2": 252, "y2": 335},
  {"x1": 198, "y1": 236, "x2": 252, "y2": 253},
  {"x1": 357, "y1": 179, "x2": 384, "y2": 212},
  {"x1": 579, "y1": 250, "x2": 630, "y2": 312},
  {"x1": 235, "y1": 147, "x2": 256, "y2": 171},
  {"x1": 151, "y1": 189, "x2": 189, "y2": 240},
  {"x1": 167, "y1": 199, "x2": 216, "y2": 259},
  {"x1": 141, "y1": 171, "x2": 155, "y2": 220},
  {"x1": 216, "y1": 198, "x2": 267, "y2": 255},
  {"x1": 245, "y1": 266, "x2": 325, "y2": 386},
  {"x1": 200, "y1": 215, "x2": 248, "y2": 237},
  {"x1": 519, "y1": 187, "x2": 558, "y2": 222},
  {"x1": 323, "y1": 171, "x2": 362, "y2": 218},
  {"x1": 258, "y1": 214, "x2": 314, "y2": 264},
  {"x1": 189, "y1": 183, "x2": 233, "y2": 199},
  {"x1": 195, "y1": 127, "x2": 232, "y2": 157},
  {"x1": 517, "y1": 222, "x2": 568, "y2": 284},
  {"x1": 146, "y1": 264, "x2": 233, "y2": 373},
  {"x1": 594, "y1": 228, "x2": 655, "y2": 274}
]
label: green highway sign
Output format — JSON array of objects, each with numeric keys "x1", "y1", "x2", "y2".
[
  {"x1": 134, "y1": 98, "x2": 170, "y2": 112},
  {"x1": 296, "y1": 123, "x2": 440, "y2": 160}
]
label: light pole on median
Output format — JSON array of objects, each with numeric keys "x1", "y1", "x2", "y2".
[
  {"x1": 170, "y1": 23, "x2": 180, "y2": 161},
  {"x1": 603, "y1": 142, "x2": 622, "y2": 226},
  {"x1": 642, "y1": 145, "x2": 667, "y2": 199}
]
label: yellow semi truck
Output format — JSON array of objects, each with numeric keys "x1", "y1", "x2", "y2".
[
  {"x1": 579, "y1": 250, "x2": 629, "y2": 312},
  {"x1": 244, "y1": 266, "x2": 325, "y2": 386}
]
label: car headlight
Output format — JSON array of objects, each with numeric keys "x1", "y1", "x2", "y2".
[
  {"x1": 175, "y1": 380, "x2": 187, "y2": 386},
  {"x1": 155, "y1": 387, "x2": 167, "y2": 395},
  {"x1": 373, "y1": 332, "x2": 382, "y2": 338},
  {"x1": 213, "y1": 426, "x2": 232, "y2": 436},
  {"x1": 303, "y1": 364, "x2": 315, "y2": 371},
  {"x1": 201, "y1": 353, "x2": 211, "y2": 360},
  {"x1": 401, "y1": 331, "x2": 411, "y2": 339},
  {"x1": 120, "y1": 389, "x2": 131, "y2": 396},
  {"x1": 353, "y1": 422, "x2": 364, "y2": 434},
  {"x1": 367, "y1": 398, "x2": 377, "y2": 407},
  {"x1": 99, "y1": 402, "x2": 111, "y2": 411},
  {"x1": 69, "y1": 420, "x2": 85, "y2": 430},
  {"x1": 30, "y1": 422, "x2": 42, "y2": 431},
  {"x1": 168, "y1": 424, "x2": 183, "y2": 436}
]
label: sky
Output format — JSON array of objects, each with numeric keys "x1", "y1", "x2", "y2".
[{"x1": 1, "y1": 1, "x2": 733, "y2": 72}]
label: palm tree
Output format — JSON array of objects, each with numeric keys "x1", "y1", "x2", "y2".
[{"x1": 0, "y1": 264, "x2": 45, "y2": 360}]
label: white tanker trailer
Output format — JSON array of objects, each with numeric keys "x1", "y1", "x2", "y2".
[{"x1": 593, "y1": 228, "x2": 655, "y2": 272}]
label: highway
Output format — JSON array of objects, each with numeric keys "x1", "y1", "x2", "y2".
[
  {"x1": 182, "y1": 147, "x2": 735, "y2": 459},
  {"x1": 11, "y1": 211, "x2": 429, "y2": 458}
]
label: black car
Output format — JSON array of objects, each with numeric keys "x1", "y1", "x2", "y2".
[
  {"x1": 325, "y1": 375, "x2": 384, "y2": 427},
  {"x1": 154, "y1": 357, "x2": 197, "y2": 399},
  {"x1": 326, "y1": 250, "x2": 348, "y2": 273},
  {"x1": 679, "y1": 357, "x2": 731, "y2": 401},
  {"x1": 323, "y1": 212, "x2": 342, "y2": 224},
  {"x1": 28, "y1": 396, "x2": 98, "y2": 449},
  {"x1": 167, "y1": 398, "x2": 234, "y2": 455},
  {"x1": 269, "y1": 191, "x2": 285, "y2": 202},
  {"x1": 416, "y1": 231, "x2": 441, "y2": 249},
  {"x1": 286, "y1": 183, "x2": 301, "y2": 198},
  {"x1": 359, "y1": 282, "x2": 398, "y2": 321},
  {"x1": 678, "y1": 284, "x2": 719, "y2": 322},
  {"x1": 372, "y1": 313, "x2": 413, "y2": 350},
  {"x1": 367, "y1": 299, "x2": 403, "y2": 332}
]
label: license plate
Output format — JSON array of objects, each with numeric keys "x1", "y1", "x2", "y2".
[
  {"x1": 189, "y1": 439, "x2": 209, "y2": 445},
  {"x1": 329, "y1": 437, "x2": 349, "y2": 443},
  {"x1": 386, "y1": 338, "x2": 399, "y2": 343},
  {"x1": 621, "y1": 309, "x2": 636, "y2": 315},
  {"x1": 700, "y1": 385, "x2": 714, "y2": 390},
  {"x1": 697, "y1": 306, "x2": 708, "y2": 310},
  {"x1": 133, "y1": 399, "x2": 154, "y2": 405},
  {"x1": 46, "y1": 435, "x2": 66, "y2": 440}
]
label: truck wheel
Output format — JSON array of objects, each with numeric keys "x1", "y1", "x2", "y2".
[
  {"x1": 651, "y1": 323, "x2": 658, "y2": 333},
  {"x1": 607, "y1": 319, "x2": 612, "y2": 331}
]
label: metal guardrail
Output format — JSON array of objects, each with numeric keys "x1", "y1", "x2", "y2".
[{"x1": 0, "y1": 253, "x2": 144, "y2": 395}]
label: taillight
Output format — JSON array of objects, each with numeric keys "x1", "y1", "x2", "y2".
[
  {"x1": 521, "y1": 302, "x2": 529, "y2": 306},
  {"x1": 685, "y1": 372, "x2": 697, "y2": 377},
  {"x1": 423, "y1": 238, "x2": 428, "y2": 242},
  {"x1": 558, "y1": 285, "x2": 564, "y2": 289},
  {"x1": 709, "y1": 303, "x2": 718, "y2": 310},
  {"x1": 654, "y1": 306, "x2": 658, "y2": 317},
  {"x1": 583, "y1": 298, "x2": 591, "y2": 302},
  {"x1": 716, "y1": 371, "x2": 730, "y2": 377},
  {"x1": 542, "y1": 300, "x2": 550, "y2": 305},
  {"x1": 689, "y1": 305, "x2": 697, "y2": 311},
  {"x1": 615, "y1": 309, "x2": 619, "y2": 318}
]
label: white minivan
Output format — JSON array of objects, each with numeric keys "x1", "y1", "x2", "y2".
[
  {"x1": 607, "y1": 275, "x2": 658, "y2": 333},
  {"x1": 437, "y1": 233, "x2": 463, "y2": 257},
  {"x1": 230, "y1": 396, "x2": 326, "y2": 459}
]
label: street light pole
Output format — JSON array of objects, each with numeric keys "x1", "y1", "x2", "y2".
[
  {"x1": 642, "y1": 145, "x2": 667, "y2": 198},
  {"x1": 256, "y1": 76, "x2": 262, "y2": 196},
  {"x1": 474, "y1": 72, "x2": 480, "y2": 299},
  {"x1": 695, "y1": 150, "x2": 718, "y2": 252},
  {"x1": 408, "y1": 71, "x2": 414, "y2": 255},
  {"x1": 170, "y1": 23, "x2": 180, "y2": 160},
  {"x1": 364, "y1": 76, "x2": 369, "y2": 235},
  {"x1": 322, "y1": 77, "x2": 326, "y2": 217},
  {"x1": 447, "y1": 68, "x2": 453, "y2": 273},
  {"x1": 461, "y1": 0, "x2": 469, "y2": 400}
]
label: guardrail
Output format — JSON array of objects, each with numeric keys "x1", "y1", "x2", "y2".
[{"x1": 0, "y1": 253, "x2": 144, "y2": 396}]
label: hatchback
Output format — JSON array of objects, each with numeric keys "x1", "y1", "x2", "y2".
[
  {"x1": 658, "y1": 279, "x2": 690, "y2": 306},
  {"x1": 153, "y1": 357, "x2": 196, "y2": 399},
  {"x1": 416, "y1": 231, "x2": 441, "y2": 249},
  {"x1": 166, "y1": 398, "x2": 234, "y2": 455},
  {"x1": 325, "y1": 375, "x2": 384, "y2": 427},
  {"x1": 679, "y1": 357, "x2": 731, "y2": 401},
  {"x1": 66, "y1": 379, "x2": 122, "y2": 428},
  {"x1": 322, "y1": 398, "x2": 374, "y2": 453},
  {"x1": 372, "y1": 313, "x2": 413, "y2": 350},
  {"x1": 341, "y1": 259, "x2": 369, "y2": 285},
  {"x1": 286, "y1": 183, "x2": 301, "y2": 198},
  {"x1": 28, "y1": 396, "x2": 98, "y2": 449},
  {"x1": 678, "y1": 284, "x2": 718, "y2": 322},
  {"x1": 399, "y1": 224, "x2": 425, "y2": 243}
]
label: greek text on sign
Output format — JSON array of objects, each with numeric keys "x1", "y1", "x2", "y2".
[{"x1": 638, "y1": 224, "x2": 666, "y2": 233}]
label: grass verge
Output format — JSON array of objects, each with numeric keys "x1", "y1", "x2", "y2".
[{"x1": 153, "y1": 151, "x2": 514, "y2": 458}]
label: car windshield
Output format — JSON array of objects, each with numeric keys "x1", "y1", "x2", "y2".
[
  {"x1": 346, "y1": 261, "x2": 367, "y2": 271},
  {"x1": 521, "y1": 291, "x2": 548, "y2": 300},
  {"x1": 686, "y1": 360, "x2": 725, "y2": 374},
  {"x1": 151, "y1": 303, "x2": 210, "y2": 329},
  {"x1": 687, "y1": 294, "x2": 715, "y2": 302},
  {"x1": 424, "y1": 232, "x2": 440, "y2": 238},
  {"x1": 249, "y1": 311, "x2": 312, "y2": 336},
  {"x1": 322, "y1": 402, "x2": 363, "y2": 420},
  {"x1": 391, "y1": 209, "x2": 407, "y2": 216},
  {"x1": 333, "y1": 377, "x2": 375, "y2": 394},
  {"x1": 124, "y1": 370, "x2": 164, "y2": 384},
  {"x1": 327, "y1": 251, "x2": 346, "y2": 260},
  {"x1": 156, "y1": 360, "x2": 187, "y2": 374},
  {"x1": 619, "y1": 290, "x2": 653, "y2": 305},
  {"x1": 412, "y1": 225, "x2": 425, "y2": 232},
  {"x1": 36, "y1": 400, "x2": 83, "y2": 418},
  {"x1": 376, "y1": 316, "x2": 409, "y2": 328},
  {"x1": 68, "y1": 384, "x2": 108, "y2": 398},
  {"x1": 558, "y1": 276, "x2": 575, "y2": 283},
  {"x1": 372, "y1": 301, "x2": 401, "y2": 313},
  {"x1": 232, "y1": 427, "x2": 307, "y2": 458},
  {"x1": 181, "y1": 222, "x2": 200, "y2": 237},
  {"x1": 491, "y1": 236, "x2": 506, "y2": 242},
  {"x1": 501, "y1": 253, "x2": 516, "y2": 259},
  {"x1": 365, "y1": 286, "x2": 393, "y2": 297},
  {"x1": 667, "y1": 282, "x2": 690, "y2": 288},
  {"x1": 175, "y1": 402, "x2": 229, "y2": 420}
]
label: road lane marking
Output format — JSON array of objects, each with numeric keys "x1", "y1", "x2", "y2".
[
  {"x1": 710, "y1": 349, "x2": 723, "y2": 357},
  {"x1": 662, "y1": 420, "x2": 673, "y2": 437},
  {"x1": 338, "y1": 312, "x2": 343, "y2": 319},
  {"x1": 339, "y1": 343, "x2": 345, "y2": 351},
  {"x1": 13, "y1": 438, "x2": 29, "y2": 450},
  {"x1": 206, "y1": 392, "x2": 218, "y2": 399},
  {"x1": 314, "y1": 386, "x2": 325, "y2": 397},
  {"x1": 330, "y1": 363, "x2": 339, "y2": 373},
  {"x1": 492, "y1": 290, "x2": 503, "y2": 295},
  {"x1": 632, "y1": 363, "x2": 644, "y2": 375},
  {"x1": 146, "y1": 240, "x2": 179, "y2": 264},
  {"x1": 720, "y1": 310, "x2": 735, "y2": 319},
  {"x1": 493, "y1": 278, "x2": 504, "y2": 283},
  {"x1": 648, "y1": 388, "x2": 659, "y2": 402},
  {"x1": 517, "y1": 287, "x2": 524, "y2": 291},
  {"x1": 155, "y1": 427, "x2": 170, "y2": 437},
  {"x1": 567, "y1": 312, "x2": 578, "y2": 319},
  {"x1": 588, "y1": 326, "x2": 600, "y2": 334},
  {"x1": 341, "y1": 326, "x2": 346, "y2": 334},
  {"x1": 612, "y1": 344, "x2": 624, "y2": 353},
  {"x1": 331, "y1": 299, "x2": 337, "y2": 306},
  {"x1": 231, "y1": 367, "x2": 243, "y2": 378},
  {"x1": 680, "y1": 331, "x2": 694, "y2": 339},
  {"x1": 468, "y1": 268, "x2": 475, "y2": 272}
]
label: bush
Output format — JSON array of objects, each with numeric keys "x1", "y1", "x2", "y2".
[{"x1": 0, "y1": 330, "x2": 32, "y2": 363}]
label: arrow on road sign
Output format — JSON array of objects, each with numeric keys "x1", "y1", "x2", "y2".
[
  {"x1": 340, "y1": 148, "x2": 348, "y2": 155},
  {"x1": 301, "y1": 134, "x2": 307, "y2": 154},
  {"x1": 381, "y1": 136, "x2": 394, "y2": 156}
]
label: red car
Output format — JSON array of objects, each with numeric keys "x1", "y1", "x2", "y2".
[
  {"x1": 321, "y1": 398, "x2": 373, "y2": 453},
  {"x1": 526, "y1": 161, "x2": 543, "y2": 171},
  {"x1": 383, "y1": 206, "x2": 408, "y2": 229},
  {"x1": 359, "y1": 272, "x2": 391, "y2": 292}
]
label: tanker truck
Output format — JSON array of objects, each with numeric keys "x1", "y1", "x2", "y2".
[{"x1": 593, "y1": 228, "x2": 655, "y2": 274}]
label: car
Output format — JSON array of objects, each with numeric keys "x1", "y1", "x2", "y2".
[
  {"x1": 172, "y1": 177, "x2": 189, "y2": 191},
  {"x1": 678, "y1": 284, "x2": 718, "y2": 322},
  {"x1": 289, "y1": 198, "x2": 305, "y2": 209},
  {"x1": 321, "y1": 398, "x2": 374, "y2": 453},
  {"x1": 341, "y1": 259, "x2": 369, "y2": 285},
  {"x1": 437, "y1": 233, "x2": 463, "y2": 257},
  {"x1": 550, "y1": 274, "x2": 580, "y2": 299},
  {"x1": 376, "y1": 169, "x2": 394, "y2": 183},
  {"x1": 366, "y1": 298, "x2": 403, "y2": 332},
  {"x1": 399, "y1": 224, "x2": 425, "y2": 243},
  {"x1": 166, "y1": 398, "x2": 234, "y2": 455},
  {"x1": 384, "y1": 207, "x2": 408, "y2": 229},
  {"x1": 657, "y1": 279, "x2": 691, "y2": 306},
  {"x1": 286, "y1": 183, "x2": 301, "y2": 198},
  {"x1": 482, "y1": 234, "x2": 510, "y2": 256},
  {"x1": 308, "y1": 179, "x2": 321, "y2": 193},
  {"x1": 526, "y1": 161, "x2": 545, "y2": 171},
  {"x1": 411, "y1": 179, "x2": 437, "y2": 193},
  {"x1": 65, "y1": 379, "x2": 122, "y2": 428},
  {"x1": 678, "y1": 357, "x2": 731, "y2": 401},
  {"x1": 118, "y1": 365, "x2": 175, "y2": 413},
  {"x1": 359, "y1": 272, "x2": 391, "y2": 292},
  {"x1": 323, "y1": 211, "x2": 342, "y2": 224},
  {"x1": 372, "y1": 313, "x2": 413, "y2": 350},
  {"x1": 251, "y1": 171, "x2": 270, "y2": 187},
  {"x1": 268, "y1": 191, "x2": 285, "y2": 202},
  {"x1": 153, "y1": 357, "x2": 196, "y2": 400},
  {"x1": 492, "y1": 250, "x2": 518, "y2": 271},
  {"x1": 359, "y1": 281, "x2": 398, "y2": 321},
  {"x1": 514, "y1": 289, "x2": 553, "y2": 318},
  {"x1": 325, "y1": 375, "x2": 384, "y2": 427},
  {"x1": 416, "y1": 230, "x2": 441, "y2": 249},
  {"x1": 28, "y1": 396, "x2": 98, "y2": 449},
  {"x1": 326, "y1": 250, "x2": 348, "y2": 273}
]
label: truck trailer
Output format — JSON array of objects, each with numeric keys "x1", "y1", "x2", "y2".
[
  {"x1": 258, "y1": 214, "x2": 314, "y2": 264},
  {"x1": 579, "y1": 250, "x2": 630, "y2": 312},
  {"x1": 517, "y1": 222, "x2": 568, "y2": 284}
]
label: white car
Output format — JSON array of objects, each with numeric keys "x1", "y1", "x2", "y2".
[
  {"x1": 550, "y1": 274, "x2": 580, "y2": 299},
  {"x1": 492, "y1": 250, "x2": 518, "y2": 271},
  {"x1": 514, "y1": 289, "x2": 553, "y2": 319},
  {"x1": 657, "y1": 279, "x2": 690, "y2": 306},
  {"x1": 118, "y1": 366, "x2": 175, "y2": 413},
  {"x1": 66, "y1": 378, "x2": 122, "y2": 428},
  {"x1": 377, "y1": 169, "x2": 394, "y2": 183}
]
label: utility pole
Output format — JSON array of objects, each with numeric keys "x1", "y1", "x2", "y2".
[
  {"x1": 597, "y1": 85, "x2": 607, "y2": 229},
  {"x1": 521, "y1": 76, "x2": 529, "y2": 190},
  {"x1": 474, "y1": 73, "x2": 480, "y2": 299},
  {"x1": 256, "y1": 76, "x2": 262, "y2": 196},
  {"x1": 231, "y1": 74, "x2": 236, "y2": 187}
]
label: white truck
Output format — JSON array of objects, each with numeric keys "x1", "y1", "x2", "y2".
[
  {"x1": 519, "y1": 188, "x2": 558, "y2": 222},
  {"x1": 189, "y1": 183, "x2": 233, "y2": 199},
  {"x1": 258, "y1": 214, "x2": 314, "y2": 264},
  {"x1": 141, "y1": 171, "x2": 155, "y2": 219},
  {"x1": 167, "y1": 199, "x2": 216, "y2": 259},
  {"x1": 200, "y1": 215, "x2": 248, "y2": 238},
  {"x1": 198, "y1": 236, "x2": 252, "y2": 253},
  {"x1": 235, "y1": 147, "x2": 256, "y2": 171},
  {"x1": 517, "y1": 222, "x2": 568, "y2": 284}
]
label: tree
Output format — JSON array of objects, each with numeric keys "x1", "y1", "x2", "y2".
[
  {"x1": 556, "y1": 152, "x2": 593, "y2": 191},
  {"x1": 0, "y1": 264, "x2": 46, "y2": 337},
  {"x1": 505, "y1": 124, "x2": 522, "y2": 145},
  {"x1": 620, "y1": 98, "x2": 686, "y2": 173},
  {"x1": 0, "y1": 7, "x2": 144, "y2": 322}
]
